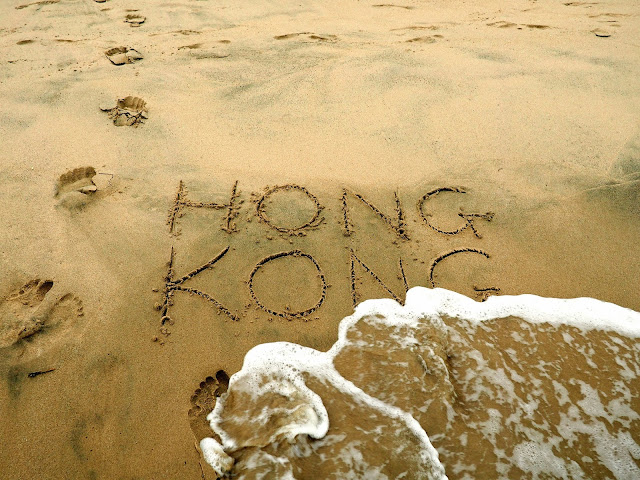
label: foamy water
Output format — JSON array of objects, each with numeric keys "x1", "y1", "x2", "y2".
[{"x1": 201, "y1": 287, "x2": 640, "y2": 479}]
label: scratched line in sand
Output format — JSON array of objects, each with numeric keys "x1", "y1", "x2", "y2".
[{"x1": 156, "y1": 181, "x2": 501, "y2": 337}]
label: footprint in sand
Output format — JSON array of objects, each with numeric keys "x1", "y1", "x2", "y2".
[
  {"x1": 274, "y1": 32, "x2": 311, "y2": 40},
  {"x1": 124, "y1": 14, "x2": 146, "y2": 27},
  {"x1": 589, "y1": 13, "x2": 629, "y2": 18},
  {"x1": 487, "y1": 21, "x2": 550, "y2": 30},
  {"x1": 55, "y1": 166, "x2": 98, "y2": 209},
  {"x1": 105, "y1": 46, "x2": 143, "y2": 66},
  {"x1": 0, "y1": 279, "x2": 84, "y2": 360},
  {"x1": 274, "y1": 32, "x2": 338, "y2": 42},
  {"x1": 188, "y1": 370, "x2": 230, "y2": 441},
  {"x1": 308, "y1": 34, "x2": 338, "y2": 42},
  {"x1": 191, "y1": 51, "x2": 230, "y2": 60},
  {"x1": 100, "y1": 96, "x2": 148, "y2": 127},
  {"x1": 391, "y1": 25, "x2": 440, "y2": 32},
  {"x1": 486, "y1": 21, "x2": 517, "y2": 28},
  {"x1": 0, "y1": 279, "x2": 53, "y2": 349},
  {"x1": 405, "y1": 36, "x2": 441, "y2": 44},
  {"x1": 372, "y1": 4, "x2": 415, "y2": 10},
  {"x1": 179, "y1": 44, "x2": 231, "y2": 59},
  {"x1": 178, "y1": 43, "x2": 203, "y2": 50},
  {"x1": 592, "y1": 28, "x2": 612, "y2": 37},
  {"x1": 15, "y1": 0, "x2": 59, "y2": 10}
]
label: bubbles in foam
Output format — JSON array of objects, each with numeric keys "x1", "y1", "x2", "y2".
[
  {"x1": 208, "y1": 344, "x2": 329, "y2": 451},
  {"x1": 205, "y1": 337, "x2": 447, "y2": 479},
  {"x1": 200, "y1": 437, "x2": 234, "y2": 477}
]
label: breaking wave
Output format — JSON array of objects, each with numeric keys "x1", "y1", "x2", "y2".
[{"x1": 200, "y1": 287, "x2": 640, "y2": 479}]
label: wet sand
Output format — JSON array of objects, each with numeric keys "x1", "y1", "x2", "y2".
[{"x1": 1, "y1": 0, "x2": 639, "y2": 478}]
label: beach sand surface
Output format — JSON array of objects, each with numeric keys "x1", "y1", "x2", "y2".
[{"x1": 1, "y1": 0, "x2": 639, "y2": 478}]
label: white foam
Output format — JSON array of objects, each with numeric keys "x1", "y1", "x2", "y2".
[
  {"x1": 199, "y1": 287, "x2": 640, "y2": 478},
  {"x1": 199, "y1": 437, "x2": 234, "y2": 477},
  {"x1": 208, "y1": 343, "x2": 330, "y2": 450},
  {"x1": 401, "y1": 287, "x2": 640, "y2": 337},
  {"x1": 206, "y1": 332, "x2": 447, "y2": 478},
  {"x1": 513, "y1": 440, "x2": 570, "y2": 478}
]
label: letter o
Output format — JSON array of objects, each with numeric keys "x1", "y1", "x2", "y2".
[
  {"x1": 255, "y1": 185, "x2": 324, "y2": 233},
  {"x1": 248, "y1": 250, "x2": 327, "y2": 318}
]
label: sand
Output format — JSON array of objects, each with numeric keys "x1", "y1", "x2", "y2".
[{"x1": 0, "y1": 0, "x2": 639, "y2": 477}]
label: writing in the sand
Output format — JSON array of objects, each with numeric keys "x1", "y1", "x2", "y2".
[{"x1": 158, "y1": 182, "x2": 498, "y2": 326}]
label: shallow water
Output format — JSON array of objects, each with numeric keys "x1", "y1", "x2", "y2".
[{"x1": 201, "y1": 287, "x2": 640, "y2": 479}]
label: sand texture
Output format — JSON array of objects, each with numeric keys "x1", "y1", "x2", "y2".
[{"x1": 1, "y1": 0, "x2": 639, "y2": 478}]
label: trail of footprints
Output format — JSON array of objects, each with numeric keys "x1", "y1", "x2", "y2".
[
  {"x1": 13, "y1": 0, "x2": 461, "y2": 126},
  {"x1": 485, "y1": 1, "x2": 630, "y2": 37},
  {"x1": 6, "y1": 165, "x2": 110, "y2": 358}
]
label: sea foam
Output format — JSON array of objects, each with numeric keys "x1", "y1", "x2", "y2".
[{"x1": 200, "y1": 287, "x2": 640, "y2": 479}]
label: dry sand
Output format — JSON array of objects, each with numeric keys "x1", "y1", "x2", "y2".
[{"x1": 0, "y1": 0, "x2": 639, "y2": 478}]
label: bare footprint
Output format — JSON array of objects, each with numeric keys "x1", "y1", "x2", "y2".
[
  {"x1": 0, "y1": 279, "x2": 53, "y2": 348},
  {"x1": 177, "y1": 42, "x2": 229, "y2": 59},
  {"x1": 15, "y1": 0, "x2": 59, "y2": 10},
  {"x1": 178, "y1": 43, "x2": 202, "y2": 50},
  {"x1": 172, "y1": 29, "x2": 201, "y2": 36},
  {"x1": 308, "y1": 34, "x2": 338, "y2": 42},
  {"x1": 55, "y1": 166, "x2": 98, "y2": 209},
  {"x1": 405, "y1": 36, "x2": 437, "y2": 43},
  {"x1": 274, "y1": 32, "x2": 337, "y2": 42},
  {"x1": 274, "y1": 32, "x2": 312, "y2": 40},
  {"x1": 391, "y1": 25, "x2": 440, "y2": 31},
  {"x1": 36, "y1": 293, "x2": 84, "y2": 349},
  {"x1": 0, "y1": 280, "x2": 84, "y2": 360},
  {"x1": 100, "y1": 96, "x2": 148, "y2": 127},
  {"x1": 124, "y1": 14, "x2": 145, "y2": 27},
  {"x1": 589, "y1": 13, "x2": 629, "y2": 18},
  {"x1": 592, "y1": 28, "x2": 612, "y2": 37},
  {"x1": 191, "y1": 51, "x2": 230, "y2": 60},
  {"x1": 372, "y1": 4, "x2": 415, "y2": 10},
  {"x1": 105, "y1": 46, "x2": 143, "y2": 66},
  {"x1": 487, "y1": 21, "x2": 517, "y2": 28},
  {"x1": 487, "y1": 21, "x2": 550, "y2": 30},
  {"x1": 188, "y1": 370, "x2": 230, "y2": 441}
]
